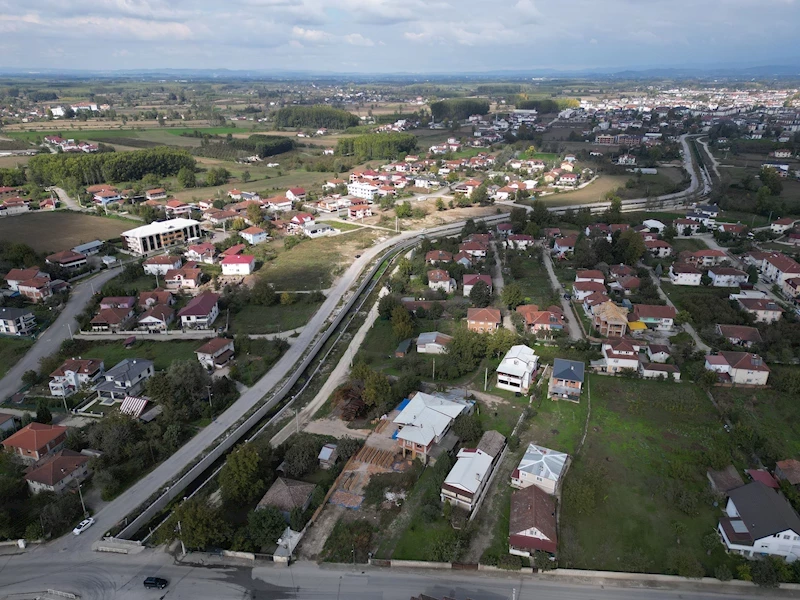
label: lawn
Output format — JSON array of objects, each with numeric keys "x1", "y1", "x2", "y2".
[
  {"x1": 68, "y1": 338, "x2": 206, "y2": 371},
  {"x1": 0, "y1": 212, "x2": 134, "y2": 254},
  {"x1": 229, "y1": 302, "x2": 322, "y2": 335},
  {"x1": 258, "y1": 229, "x2": 382, "y2": 290},
  {"x1": 0, "y1": 336, "x2": 34, "y2": 379},
  {"x1": 670, "y1": 238, "x2": 709, "y2": 254},
  {"x1": 536, "y1": 175, "x2": 629, "y2": 207},
  {"x1": 560, "y1": 375, "x2": 734, "y2": 576},
  {"x1": 507, "y1": 251, "x2": 561, "y2": 308}
]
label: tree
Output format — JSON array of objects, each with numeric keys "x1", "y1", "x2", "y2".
[
  {"x1": 501, "y1": 282, "x2": 524, "y2": 309},
  {"x1": 283, "y1": 438, "x2": 318, "y2": 478},
  {"x1": 751, "y1": 558, "x2": 780, "y2": 588},
  {"x1": 378, "y1": 295, "x2": 402, "y2": 320},
  {"x1": 174, "y1": 498, "x2": 228, "y2": 550},
  {"x1": 471, "y1": 184, "x2": 489, "y2": 205},
  {"x1": 486, "y1": 327, "x2": 518, "y2": 358},
  {"x1": 252, "y1": 278, "x2": 277, "y2": 305},
  {"x1": 606, "y1": 194, "x2": 622, "y2": 222},
  {"x1": 395, "y1": 202, "x2": 412, "y2": 218},
  {"x1": 21, "y1": 370, "x2": 39, "y2": 386},
  {"x1": 248, "y1": 506, "x2": 286, "y2": 548},
  {"x1": 391, "y1": 306, "x2": 413, "y2": 341},
  {"x1": 452, "y1": 414, "x2": 484, "y2": 444},
  {"x1": 759, "y1": 166, "x2": 783, "y2": 196},
  {"x1": 242, "y1": 170, "x2": 251, "y2": 183},
  {"x1": 177, "y1": 166, "x2": 196, "y2": 188},
  {"x1": 35, "y1": 401, "x2": 52, "y2": 425},
  {"x1": 363, "y1": 371, "x2": 392, "y2": 409},
  {"x1": 218, "y1": 444, "x2": 266, "y2": 505},
  {"x1": 435, "y1": 198, "x2": 445, "y2": 211},
  {"x1": 246, "y1": 202, "x2": 263, "y2": 225},
  {"x1": 616, "y1": 229, "x2": 646, "y2": 265},
  {"x1": 747, "y1": 265, "x2": 759, "y2": 284},
  {"x1": 469, "y1": 280, "x2": 491, "y2": 308}
]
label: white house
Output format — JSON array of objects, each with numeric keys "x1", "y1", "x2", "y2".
[
  {"x1": 511, "y1": 443, "x2": 568, "y2": 495},
  {"x1": 195, "y1": 337, "x2": 235, "y2": 370},
  {"x1": 221, "y1": 254, "x2": 256, "y2": 276},
  {"x1": 428, "y1": 269, "x2": 456, "y2": 293},
  {"x1": 708, "y1": 267, "x2": 748, "y2": 287},
  {"x1": 416, "y1": 331, "x2": 453, "y2": 355},
  {"x1": 595, "y1": 338, "x2": 642, "y2": 374},
  {"x1": 48, "y1": 358, "x2": 104, "y2": 397},
  {"x1": 718, "y1": 482, "x2": 800, "y2": 561},
  {"x1": 393, "y1": 392, "x2": 471, "y2": 464},
  {"x1": 286, "y1": 187, "x2": 306, "y2": 202},
  {"x1": 771, "y1": 218, "x2": 797, "y2": 235},
  {"x1": 642, "y1": 219, "x2": 666, "y2": 232},
  {"x1": 669, "y1": 263, "x2": 702, "y2": 286},
  {"x1": 143, "y1": 254, "x2": 182, "y2": 276},
  {"x1": 553, "y1": 235, "x2": 577, "y2": 255},
  {"x1": 705, "y1": 351, "x2": 770, "y2": 386},
  {"x1": 178, "y1": 293, "x2": 220, "y2": 329},
  {"x1": 462, "y1": 274, "x2": 492, "y2": 297},
  {"x1": 348, "y1": 180, "x2": 379, "y2": 200},
  {"x1": 440, "y1": 448, "x2": 494, "y2": 512},
  {"x1": 240, "y1": 226, "x2": 268, "y2": 245},
  {"x1": 496, "y1": 345, "x2": 539, "y2": 393}
]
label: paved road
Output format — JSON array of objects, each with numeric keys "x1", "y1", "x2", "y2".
[
  {"x1": 541, "y1": 246, "x2": 583, "y2": 341},
  {"x1": 0, "y1": 267, "x2": 121, "y2": 402},
  {"x1": 0, "y1": 551, "x2": 775, "y2": 600},
  {"x1": 50, "y1": 186, "x2": 83, "y2": 210}
]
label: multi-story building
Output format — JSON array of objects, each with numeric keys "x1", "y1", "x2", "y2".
[
  {"x1": 0, "y1": 307, "x2": 35, "y2": 335},
  {"x1": 122, "y1": 218, "x2": 202, "y2": 255}
]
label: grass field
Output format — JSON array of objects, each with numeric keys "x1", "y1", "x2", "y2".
[
  {"x1": 229, "y1": 302, "x2": 322, "y2": 335},
  {"x1": 0, "y1": 212, "x2": 134, "y2": 254},
  {"x1": 6, "y1": 125, "x2": 252, "y2": 143},
  {"x1": 70, "y1": 338, "x2": 205, "y2": 371},
  {"x1": 507, "y1": 251, "x2": 561, "y2": 308},
  {"x1": 561, "y1": 376, "x2": 733, "y2": 575},
  {"x1": 258, "y1": 229, "x2": 384, "y2": 290},
  {"x1": 671, "y1": 238, "x2": 709, "y2": 254},
  {"x1": 0, "y1": 336, "x2": 34, "y2": 379},
  {"x1": 538, "y1": 175, "x2": 628, "y2": 207}
]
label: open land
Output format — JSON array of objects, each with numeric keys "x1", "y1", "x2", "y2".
[{"x1": 0, "y1": 212, "x2": 134, "y2": 254}]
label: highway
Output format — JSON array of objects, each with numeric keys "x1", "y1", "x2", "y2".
[{"x1": 0, "y1": 552, "x2": 772, "y2": 600}]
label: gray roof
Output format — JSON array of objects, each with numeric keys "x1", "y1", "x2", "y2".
[
  {"x1": 477, "y1": 430, "x2": 505, "y2": 459},
  {"x1": 72, "y1": 240, "x2": 103, "y2": 253},
  {"x1": 0, "y1": 306, "x2": 34, "y2": 321},
  {"x1": 728, "y1": 482, "x2": 800, "y2": 539},
  {"x1": 552, "y1": 358, "x2": 585, "y2": 383},
  {"x1": 95, "y1": 358, "x2": 154, "y2": 391}
]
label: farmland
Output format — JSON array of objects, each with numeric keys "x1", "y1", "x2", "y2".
[{"x1": 0, "y1": 212, "x2": 134, "y2": 254}]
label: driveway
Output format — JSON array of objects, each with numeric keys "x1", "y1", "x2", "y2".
[
  {"x1": 0, "y1": 266, "x2": 122, "y2": 402},
  {"x1": 541, "y1": 245, "x2": 583, "y2": 341},
  {"x1": 645, "y1": 268, "x2": 710, "y2": 353},
  {"x1": 490, "y1": 241, "x2": 515, "y2": 332}
]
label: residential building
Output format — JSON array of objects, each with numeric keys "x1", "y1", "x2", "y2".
[
  {"x1": 240, "y1": 226, "x2": 268, "y2": 245},
  {"x1": 639, "y1": 362, "x2": 681, "y2": 381},
  {"x1": 178, "y1": 293, "x2": 220, "y2": 329},
  {"x1": 516, "y1": 304, "x2": 565, "y2": 337},
  {"x1": 509, "y1": 483, "x2": 558, "y2": 558},
  {"x1": 143, "y1": 254, "x2": 182, "y2": 276},
  {"x1": 669, "y1": 263, "x2": 702, "y2": 286},
  {"x1": 4, "y1": 268, "x2": 47, "y2": 291},
  {"x1": 762, "y1": 253, "x2": 800, "y2": 285},
  {"x1": 145, "y1": 188, "x2": 167, "y2": 201},
  {"x1": 393, "y1": 392, "x2": 471, "y2": 464},
  {"x1": 573, "y1": 280, "x2": 606, "y2": 301},
  {"x1": 138, "y1": 290, "x2": 174, "y2": 309},
  {"x1": 771, "y1": 218, "x2": 797, "y2": 235},
  {"x1": 782, "y1": 277, "x2": 800, "y2": 299},
  {"x1": 137, "y1": 305, "x2": 175, "y2": 332},
  {"x1": 596, "y1": 338, "x2": 642, "y2": 373},
  {"x1": 506, "y1": 234, "x2": 534, "y2": 250},
  {"x1": 90, "y1": 307, "x2": 135, "y2": 332},
  {"x1": 288, "y1": 213, "x2": 315, "y2": 233},
  {"x1": 718, "y1": 482, "x2": 800, "y2": 560},
  {"x1": 709, "y1": 267, "x2": 748, "y2": 287},
  {"x1": 24, "y1": 450, "x2": 90, "y2": 495},
  {"x1": 737, "y1": 298, "x2": 784, "y2": 323},
  {"x1": 257, "y1": 477, "x2": 315, "y2": 520},
  {"x1": 221, "y1": 254, "x2": 256, "y2": 276},
  {"x1": 347, "y1": 180, "x2": 379, "y2": 200},
  {"x1": 17, "y1": 277, "x2": 54, "y2": 303},
  {"x1": 592, "y1": 301, "x2": 629, "y2": 338},
  {"x1": 462, "y1": 274, "x2": 492, "y2": 297},
  {"x1": 690, "y1": 249, "x2": 728, "y2": 267},
  {"x1": 185, "y1": 242, "x2": 217, "y2": 264},
  {"x1": 265, "y1": 195, "x2": 293, "y2": 212},
  {"x1": 428, "y1": 269, "x2": 456, "y2": 293},
  {"x1": 647, "y1": 344, "x2": 671, "y2": 363},
  {"x1": 0, "y1": 307, "x2": 35, "y2": 335},
  {"x1": 631, "y1": 304, "x2": 676, "y2": 330},
  {"x1": 165, "y1": 199, "x2": 192, "y2": 217},
  {"x1": 575, "y1": 270, "x2": 605, "y2": 284},
  {"x1": 72, "y1": 240, "x2": 104, "y2": 256},
  {"x1": 99, "y1": 296, "x2": 136, "y2": 310},
  {"x1": 548, "y1": 358, "x2": 585, "y2": 402},
  {"x1": 553, "y1": 235, "x2": 577, "y2": 255},
  {"x1": 348, "y1": 199, "x2": 373, "y2": 220},
  {"x1": 94, "y1": 358, "x2": 155, "y2": 402},
  {"x1": 466, "y1": 307, "x2": 502, "y2": 333},
  {"x1": 496, "y1": 345, "x2": 539, "y2": 393},
  {"x1": 121, "y1": 218, "x2": 202, "y2": 255},
  {"x1": 1, "y1": 423, "x2": 67, "y2": 463},
  {"x1": 440, "y1": 448, "x2": 494, "y2": 512},
  {"x1": 164, "y1": 265, "x2": 202, "y2": 290},
  {"x1": 716, "y1": 324, "x2": 763, "y2": 348},
  {"x1": 196, "y1": 337, "x2": 235, "y2": 370},
  {"x1": 705, "y1": 351, "x2": 770, "y2": 386},
  {"x1": 49, "y1": 358, "x2": 104, "y2": 397},
  {"x1": 511, "y1": 443, "x2": 568, "y2": 495},
  {"x1": 644, "y1": 240, "x2": 673, "y2": 258},
  {"x1": 458, "y1": 241, "x2": 488, "y2": 259},
  {"x1": 416, "y1": 332, "x2": 453, "y2": 355},
  {"x1": 425, "y1": 250, "x2": 452, "y2": 265},
  {"x1": 286, "y1": 187, "x2": 306, "y2": 202},
  {"x1": 45, "y1": 250, "x2": 87, "y2": 270}
]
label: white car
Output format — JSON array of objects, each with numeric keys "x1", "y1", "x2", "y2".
[{"x1": 72, "y1": 517, "x2": 95, "y2": 535}]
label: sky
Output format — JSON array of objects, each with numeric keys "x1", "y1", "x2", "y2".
[{"x1": 0, "y1": 0, "x2": 798, "y2": 73}]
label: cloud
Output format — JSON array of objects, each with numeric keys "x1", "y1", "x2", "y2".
[
  {"x1": 292, "y1": 26, "x2": 333, "y2": 43},
  {"x1": 344, "y1": 33, "x2": 374, "y2": 46}
]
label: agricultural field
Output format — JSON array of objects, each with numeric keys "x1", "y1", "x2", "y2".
[
  {"x1": 560, "y1": 376, "x2": 734, "y2": 576},
  {"x1": 0, "y1": 212, "x2": 134, "y2": 254},
  {"x1": 538, "y1": 175, "x2": 629, "y2": 207}
]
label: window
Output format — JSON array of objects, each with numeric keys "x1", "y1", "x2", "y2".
[{"x1": 785, "y1": 535, "x2": 791, "y2": 540}]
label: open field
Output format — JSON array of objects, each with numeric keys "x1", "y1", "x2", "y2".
[
  {"x1": 259, "y1": 228, "x2": 386, "y2": 290},
  {"x1": 229, "y1": 302, "x2": 322, "y2": 335},
  {"x1": 538, "y1": 175, "x2": 628, "y2": 207},
  {"x1": 506, "y1": 250, "x2": 561, "y2": 308},
  {"x1": 0, "y1": 337, "x2": 34, "y2": 379},
  {"x1": 561, "y1": 376, "x2": 733, "y2": 575},
  {"x1": 671, "y1": 238, "x2": 709, "y2": 254},
  {"x1": 0, "y1": 212, "x2": 135, "y2": 254},
  {"x1": 67, "y1": 338, "x2": 206, "y2": 371},
  {"x1": 4, "y1": 124, "x2": 253, "y2": 140}
]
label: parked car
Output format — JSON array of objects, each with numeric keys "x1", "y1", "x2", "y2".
[
  {"x1": 72, "y1": 517, "x2": 95, "y2": 535},
  {"x1": 143, "y1": 577, "x2": 169, "y2": 590}
]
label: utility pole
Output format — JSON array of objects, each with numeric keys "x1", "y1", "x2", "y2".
[
  {"x1": 67, "y1": 323, "x2": 73, "y2": 340},
  {"x1": 295, "y1": 406, "x2": 299, "y2": 434},
  {"x1": 432, "y1": 358, "x2": 435, "y2": 380},
  {"x1": 177, "y1": 521, "x2": 186, "y2": 556},
  {"x1": 206, "y1": 384, "x2": 213, "y2": 410},
  {"x1": 484, "y1": 367, "x2": 488, "y2": 391},
  {"x1": 77, "y1": 483, "x2": 88, "y2": 518}
]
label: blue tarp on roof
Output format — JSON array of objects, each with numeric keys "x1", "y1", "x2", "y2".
[{"x1": 396, "y1": 398, "x2": 410, "y2": 411}]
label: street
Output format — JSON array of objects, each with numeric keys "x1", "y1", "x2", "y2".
[
  {"x1": 0, "y1": 266, "x2": 122, "y2": 402},
  {"x1": 0, "y1": 550, "x2": 782, "y2": 600},
  {"x1": 541, "y1": 246, "x2": 583, "y2": 341}
]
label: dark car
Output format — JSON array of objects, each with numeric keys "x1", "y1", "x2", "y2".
[{"x1": 143, "y1": 577, "x2": 169, "y2": 590}]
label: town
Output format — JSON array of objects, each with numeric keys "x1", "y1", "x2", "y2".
[{"x1": 0, "y1": 65, "x2": 799, "y2": 600}]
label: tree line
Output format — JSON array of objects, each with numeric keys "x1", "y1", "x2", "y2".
[
  {"x1": 430, "y1": 98, "x2": 489, "y2": 122},
  {"x1": 273, "y1": 105, "x2": 360, "y2": 130},
  {"x1": 27, "y1": 146, "x2": 196, "y2": 186},
  {"x1": 228, "y1": 134, "x2": 296, "y2": 158},
  {"x1": 335, "y1": 132, "x2": 417, "y2": 160}
]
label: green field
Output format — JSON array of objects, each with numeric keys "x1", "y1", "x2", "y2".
[
  {"x1": 507, "y1": 251, "x2": 561, "y2": 308},
  {"x1": 69, "y1": 338, "x2": 206, "y2": 371},
  {"x1": 229, "y1": 302, "x2": 322, "y2": 335},
  {"x1": 671, "y1": 238, "x2": 709, "y2": 254},
  {"x1": 561, "y1": 376, "x2": 732, "y2": 576},
  {"x1": 0, "y1": 336, "x2": 34, "y2": 379},
  {"x1": 6, "y1": 126, "x2": 251, "y2": 143}
]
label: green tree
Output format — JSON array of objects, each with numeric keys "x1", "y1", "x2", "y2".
[
  {"x1": 747, "y1": 265, "x2": 759, "y2": 284},
  {"x1": 218, "y1": 444, "x2": 266, "y2": 505},
  {"x1": 177, "y1": 166, "x2": 196, "y2": 188},
  {"x1": 452, "y1": 414, "x2": 484, "y2": 443},
  {"x1": 378, "y1": 295, "x2": 402, "y2": 320},
  {"x1": 751, "y1": 558, "x2": 779, "y2": 588},
  {"x1": 174, "y1": 498, "x2": 228, "y2": 550},
  {"x1": 391, "y1": 306, "x2": 413, "y2": 341},
  {"x1": 283, "y1": 438, "x2": 318, "y2": 478},
  {"x1": 759, "y1": 166, "x2": 783, "y2": 196},
  {"x1": 242, "y1": 170, "x2": 251, "y2": 183},
  {"x1": 246, "y1": 202, "x2": 263, "y2": 225},
  {"x1": 469, "y1": 280, "x2": 491, "y2": 307},
  {"x1": 471, "y1": 184, "x2": 489, "y2": 205},
  {"x1": 395, "y1": 202, "x2": 412, "y2": 218},
  {"x1": 435, "y1": 198, "x2": 445, "y2": 211},
  {"x1": 486, "y1": 327, "x2": 518, "y2": 358},
  {"x1": 363, "y1": 371, "x2": 392, "y2": 409},
  {"x1": 501, "y1": 282, "x2": 524, "y2": 309},
  {"x1": 248, "y1": 506, "x2": 287, "y2": 548},
  {"x1": 21, "y1": 370, "x2": 39, "y2": 387},
  {"x1": 35, "y1": 401, "x2": 52, "y2": 425}
]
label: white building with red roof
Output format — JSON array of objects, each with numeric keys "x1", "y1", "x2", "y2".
[{"x1": 221, "y1": 254, "x2": 256, "y2": 276}]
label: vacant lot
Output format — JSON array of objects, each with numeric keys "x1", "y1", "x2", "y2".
[
  {"x1": 0, "y1": 212, "x2": 133, "y2": 254},
  {"x1": 0, "y1": 336, "x2": 34, "y2": 379},
  {"x1": 538, "y1": 175, "x2": 629, "y2": 207},
  {"x1": 561, "y1": 376, "x2": 733, "y2": 576},
  {"x1": 229, "y1": 302, "x2": 322, "y2": 335},
  {"x1": 671, "y1": 238, "x2": 708, "y2": 254},
  {"x1": 68, "y1": 338, "x2": 204, "y2": 371}
]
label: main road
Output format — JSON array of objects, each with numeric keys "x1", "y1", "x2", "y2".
[
  {"x1": 0, "y1": 266, "x2": 121, "y2": 402},
  {"x1": 0, "y1": 551, "x2": 771, "y2": 600}
]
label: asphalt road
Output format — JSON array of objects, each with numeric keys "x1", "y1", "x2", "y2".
[
  {"x1": 0, "y1": 551, "x2": 775, "y2": 600},
  {"x1": 541, "y1": 246, "x2": 583, "y2": 341},
  {"x1": 0, "y1": 266, "x2": 121, "y2": 402}
]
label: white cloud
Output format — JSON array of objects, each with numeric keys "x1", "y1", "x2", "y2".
[{"x1": 344, "y1": 33, "x2": 374, "y2": 46}]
